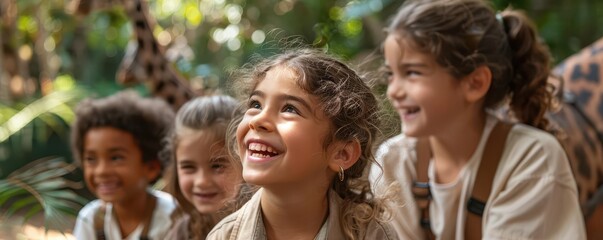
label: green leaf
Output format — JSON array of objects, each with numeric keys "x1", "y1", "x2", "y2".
[
  {"x1": 32, "y1": 179, "x2": 67, "y2": 191},
  {"x1": 4, "y1": 196, "x2": 39, "y2": 218}
]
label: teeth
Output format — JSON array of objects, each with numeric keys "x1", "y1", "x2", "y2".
[
  {"x1": 248, "y1": 142, "x2": 277, "y2": 154},
  {"x1": 251, "y1": 152, "x2": 271, "y2": 158}
]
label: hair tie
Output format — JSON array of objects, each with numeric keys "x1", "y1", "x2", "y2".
[{"x1": 496, "y1": 12, "x2": 505, "y2": 27}]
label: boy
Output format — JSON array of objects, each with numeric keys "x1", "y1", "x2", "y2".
[{"x1": 71, "y1": 91, "x2": 176, "y2": 239}]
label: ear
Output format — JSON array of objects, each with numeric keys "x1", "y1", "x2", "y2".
[
  {"x1": 328, "y1": 139, "x2": 361, "y2": 173},
  {"x1": 462, "y1": 65, "x2": 492, "y2": 103},
  {"x1": 145, "y1": 159, "x2": 162, "y2": 182}
]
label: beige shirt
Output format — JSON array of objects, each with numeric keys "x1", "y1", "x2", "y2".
[
  {"x1": 369, "y1": 115, "x2": 586, "y2": 240},
  {"x1": 206, "y1": 188, "x2": 398, "y2": 240}
]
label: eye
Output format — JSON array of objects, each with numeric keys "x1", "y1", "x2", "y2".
[
  {"x1": 178, "y1": 163, "x2": 196, "y2": 173},
  {"x1": 406, "y1": 70, "x2": 421, "y2": 77},
  {"x1": 248, "y1": 99, "x2": 261, "y2": 109},
  {"x1": 282, "y1": 104, "x2": 299, "y2": 114},
  {"x1": 211, "y1": 158, "x2": 229, "y2": 173},
  {"x1": 111, "y1": 155, "x2": 124, "y2": 162}
]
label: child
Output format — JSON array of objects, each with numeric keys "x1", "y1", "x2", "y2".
[
  {"x1": 163, "y1": 95, "x2": 243, "y2": 239},
  {"x1": 369, "y1": 0, "x2": 586, "y2": 239},
  {"x1": 71, "y1": 91, "x2": 177, "y2": 239},
  {"x1": 206, "y1": 49, "x2": 397, "y2": 240}
]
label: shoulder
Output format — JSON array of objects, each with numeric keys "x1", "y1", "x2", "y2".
[
  {"x1": 73, "y1": 199, "x2": 103, "y2": 238},
  {"x1": 76, "y1": 199, "x2": 103, "y2": 220},
  {"x1": 206, "y1": 209, "x2": 239, "y2": 239},
  {"x1": 374, "y1": 134, "x2": 416, "y2": 170},
  {"x1": 151, "y1": 189, "x2": 177, "y2": 213},
  {"x1": 364, "y1": 218, "x2": 401, "y2": 240},
  {"x1": 499, "y1": 123, "x2": 574, "y2": 185},
  {"x1": 505, "y1": 124, "x2": 566, "y2": 165},
  {"x1": 163, "y1": 214, "x2": 191, "y2": 240}
]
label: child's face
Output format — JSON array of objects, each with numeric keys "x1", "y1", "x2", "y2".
[
  {"x1": 82, "y1": 127, "x2": 159, "y2": 204},
  {"x1": 176, "y1": 131, "x2": 242, "y2": 214},
  {"x1": 236, "y1": 67, "x2": 334, "y2": 187},
  {"x1": 384, "y1": 35, "x2": 468, "y2": 137}
]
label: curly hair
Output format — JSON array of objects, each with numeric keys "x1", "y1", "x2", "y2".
[
  {"x1": 70, "y1": 91, "x2": 174, "y2": 183},
  {"x1": 227, "y1": 48, "x2": 388, "y2": 239},
  {"x1": 162, "y1": 95, "x2": 241, "y2": 239},
  {"x1": 388, "y1": 0, "x2": 552, "y2": 130}
]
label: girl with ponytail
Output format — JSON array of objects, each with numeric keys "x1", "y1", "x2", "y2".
[{"x1": 370, "y1": 0, "x2": 586, "y2": 239}]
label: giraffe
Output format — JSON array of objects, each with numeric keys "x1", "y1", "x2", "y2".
[
  {"x1": 71, "y1": 0, "x2": 199, "y2": 110},
  {"x1": 117, "y1": 0, "x2": 198, "y2": 110}
]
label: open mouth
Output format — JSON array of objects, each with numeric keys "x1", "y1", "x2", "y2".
[
  {"x1": 248, "y1": 142, "x2": 279, "y2": 158},
  {"x1": 405, "y1": 107, "x2": 420, "y2": 114},
  {"x1": 95, "y1": 181, "x2": 119, "y2": 194}
]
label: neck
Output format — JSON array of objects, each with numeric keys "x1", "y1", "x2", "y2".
[
  {"x1": 429, "y1": 110, "x2": 487, "y2": 183},
  {"x1": 260, "y1": 183, "x2": 330, "y2": 240},
  {"x1": 112, "y1": 190, "x2": 150, "y2": 230}
]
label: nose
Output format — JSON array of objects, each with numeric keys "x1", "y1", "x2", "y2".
[
  {"x1": 249, "y1": 109, "x2": 275, "y2": 132},
  {"x1": 386, "y1": 76, "x2": 406, "y2": 101},
  {"x1": 194, "y1": 169, "x2": 213, "y2": 188},
  {"x1": 94, "y1": 160, "x2": 111, "y2": 176}
]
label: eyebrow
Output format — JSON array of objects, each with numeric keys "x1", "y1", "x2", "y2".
[
  {"x1": 250, "y1": 90, "x2": 313, "y2": 112},
  {"x1": 400, "y1": 62, "x2": 429, "y2": 69}
]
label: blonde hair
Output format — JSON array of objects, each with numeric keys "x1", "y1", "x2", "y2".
[
  {"x1": 228, "y1": 48, "x2": 388, "y2": 239},
  {"x1": 163, "y1": 95, "x2": 240, "y2": 239}
]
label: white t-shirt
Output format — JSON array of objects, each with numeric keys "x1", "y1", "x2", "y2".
[
  {"x1": 370, "y1": 114, "x2": 586, "y2": 240},
  {"x1": 73, "y1": 189, "x2": 176, "y2": 240}
]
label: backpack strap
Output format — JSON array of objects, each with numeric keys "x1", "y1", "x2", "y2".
[
  {"x1": 94, "y1": 203, "x2": 107, "y2": 240},
  {"x1": 93, "y1": 193, "x2": 158, "y2": 240},
  {"x1": 414, "y1": 137, "x2": 435, "y2": 240},
  {"x1": 413, "y1": 121, "x2": 513, "y2": 240},
  {"x1": 139, "y1": 193, "x2": 157, "y2": 240},
  {"x1": 465, "y1": 122, "x2": 513, "y2": 240}
]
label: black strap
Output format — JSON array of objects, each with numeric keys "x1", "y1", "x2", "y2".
[{"x1": 94, "y1": 193, "x2": 157, "y2": 240}]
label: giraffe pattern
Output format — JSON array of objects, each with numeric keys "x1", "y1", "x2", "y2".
[
  {"x1": 74, "y1": 0, "x2": 198, "y2": 110},
  {"x1": 551, "y1": 38, "x2": 603, "y2": 238},
  {"x1": 117, "y1": 0, "x2": 198, "y2": 110}
]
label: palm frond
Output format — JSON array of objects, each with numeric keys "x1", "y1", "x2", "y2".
[
  {"x1": 0, "y1": 157, "x2": 87, "y2": 231},
  {"x1": 0, "y1": 89, "x2": 85, "y2": 142}
]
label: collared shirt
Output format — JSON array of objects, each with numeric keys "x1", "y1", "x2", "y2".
[{"x1": 207, "y1": 188, "x2": 398, "y2": 240}]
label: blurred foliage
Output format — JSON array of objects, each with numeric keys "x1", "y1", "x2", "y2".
[{"x1": 0, "y1": 157, "x2": 87, "y2": 231}]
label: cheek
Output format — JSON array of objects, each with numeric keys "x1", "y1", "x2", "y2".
[
  {"x1": 178, "y1": 173, "x2": 194, "y2": 197},
  {"x1": 236, "y1": 117, "x2": 251, "y2": 150}
]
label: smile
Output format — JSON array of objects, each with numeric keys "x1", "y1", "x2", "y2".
[{"x1": 246, "y1": 141, "x2": 281, "y2": 163}]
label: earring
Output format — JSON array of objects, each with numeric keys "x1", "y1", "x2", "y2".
[{"x1": 338, "y1": 165, "x2": 345, "y2": 182}]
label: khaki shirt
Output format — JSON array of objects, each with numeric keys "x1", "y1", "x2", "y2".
[
  {"x1": 370, "y1": 115, "x2": 586, "y2": 240},
  {"x1": 206, "y1": 188, "x2": 398, "y2": 240}
]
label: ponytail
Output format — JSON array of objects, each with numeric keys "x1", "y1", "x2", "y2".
[
  {"x1": 501, "y1": 10, "x2": 552, "y2": 130},
  {"x1": 387, "y1": 0, "x2": 554, "y2": 130}
]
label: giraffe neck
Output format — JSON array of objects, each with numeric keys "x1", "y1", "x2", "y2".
[{"x1": 119, "y1": 0, "x2": 196, "y2": 110}]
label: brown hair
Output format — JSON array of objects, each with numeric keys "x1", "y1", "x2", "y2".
[
  {"x1": 163, "y1": 95, "x2": 241, "y2": 239},
  {"x1": 388, "y1": 0, "x2": 552, "y2": 129},
  {"x1": 70, "y1": 91, "x2": 174, "y2": 183},
  {"x1": 228, "y1": 48, "x2": 387, "y2": 239}
]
